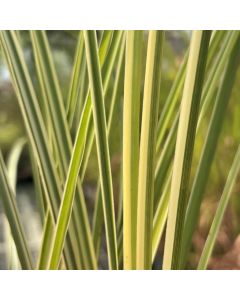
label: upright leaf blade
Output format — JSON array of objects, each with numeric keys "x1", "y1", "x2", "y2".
[
  {"x1": 37, "y1": 211, "x2": 55, "y2": 270},
  {"x1": 92, "y1": 39, "x2": 125, "y2": 260},
  {"x1": 136, "y1": 31, "x2": 164, "y2": 269},
  {"x1": 180, "y1": 35, "x2": 240, "y2": 268},
  {"x1": 163, "y1": 31, "x2": 211, "y2": 270},
  {"x1": 84, "y1": 30, "x2": 118, "y2": 270},
  {"x1": 123, "y1": 30, "x2": 143, "y2": 269}
]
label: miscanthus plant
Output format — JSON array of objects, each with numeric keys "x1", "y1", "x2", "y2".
[{"x1": 0, "y1": 30, "x2": 240, "y2": 270}]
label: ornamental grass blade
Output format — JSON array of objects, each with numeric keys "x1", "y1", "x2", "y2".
[
  {"x1": 154, "y1": 31, "x2": 238, "y2": 215},
  {"x1": 48, "y1": 96, "x2": 91, "y2": 269},
  {"x1": 6, "y1": 137, "x2": 26, "y2": 190},
  {"x1": 123, "y1": 30, "x2": 143, "y2": 270},
  {"x1": 79, "y1": 31, "x2": 123, "y2": 181},
  {"x1": 197, "y1": 31, "x2": 239, "y2": 127},
  {"x1": 180, "y1": 35, "x2": 240, "y2": 268},
  {"x1": 136, "y1": 31, "x2": 164, "y2": 270},
  {"x1": 155, "y1": 31, "x2": 224, "y2": 156},
  {"x1": 152, "y1": 175, "x2": 171, "y2": 260},
  {"x1": 30, "y1": 30, "x2": 73, "y2": 179},
  {"x1": 152, "y1": 31, "x2": 238, "y2": 264},
  {"x1": 37, "y1": 211, "x2": 55, "y2": 270},
  {"x1": 71, "y1": 31, "x2": 123, "y2": 264},
  {"x1": 66, "y1": 31, "x2": 85, "y2": 126},
  {"x1": 92, "y1": 39, "x2": 125, "y2": 260},
  {"x1": 66, "y1": 31, "x2": 113, "y2": 129},
  {"x1": 5, "y1": 138, "x2": 27, "y2": 269},
  {"x1": 84, "y1": 30, "x2": 118, "y2": 270},
  {"x1": 28, "y1": 145, "x2": 46, "y2": 223},
  {"x1": 198, "y1": 145, "x2": 240, "y2": 270},
  {"x1": 0, "y1": 149, "x2": 33, "y2": 270},
  {"x1": 154, "y1": 31, "x2": 228, "y2": 209},
  {"x1": 30, "y1": 30, "x2": 96, "y2": 269},
  {"x1": 163, "y1": 31, "x2": 211, "y2": 270},
  {"x1": 0, "y1": 30, "x2": 61, "y2": 221},
  {"x1": 0, "y1": 30, "x2": 76, "y2": 269},
  {"x1": 38, "y1": 30, "x2": 121, "y2": 270}
]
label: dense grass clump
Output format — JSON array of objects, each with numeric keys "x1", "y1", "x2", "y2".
[{"x1": 0, "y1": 30, "x2": 240, "y2": 270}]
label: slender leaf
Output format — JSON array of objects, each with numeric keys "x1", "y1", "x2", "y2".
[
  {"x1": 37, "y1": 211, "x2": 55, "y2": 270},
  {"x1": 5, "y1": 138, "x2": 26, "y2": 269},
  {"x1": 30, "y1": 30, "x2": 96, "y2": 269},
  {"x1": 123, "y1": 30, "x2": 143, "y2": 269},
  {"x1": 48, "y1": 96, "x2": 92, "y2": 269},
  {"x1": 136, "y1": 31, "x2": 164, "y2": 269},
  {"x1": 0, "y1": 30, "x2": 75, "y2": 269},
  {"x1": 198, "y1": 145, "x2": 240, "y2": 270},
  {"x1": 163, "y1": 31, "x2": 211, "y2": 270},
  {"x1": 79, "y1": 31, "x2": 123, "y2": 181},
  {"x1": 152, "y1": 31, "x2": 239, "y2": 263},
  {"x1": 66, "y1": 31, "x2": 85, "y2": 126},
  {"x1": 66, "y1": 31, "x2": 113, "y2": 128},
  {"x1": 180, "y1": 35, "x2": 240, "y2": 268},
  {"x1": 84, "y1": 30, "x2": 118, "y2": 270},
  {"x1": 92, "y1": 40, "x2": 125, "y2": 260},
  {"x1": 0, "y1": 149, "x2": 33, "y2": 269}
]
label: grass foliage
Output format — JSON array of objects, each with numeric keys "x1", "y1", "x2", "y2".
[{"x1": 0, "y1": 30, "x2": 240, "y2": 270}]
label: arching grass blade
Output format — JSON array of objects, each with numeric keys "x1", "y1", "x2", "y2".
[
  {"x1": 0, "y1": 149, "x2": 33, "y2": 269},
  {"x1": 198, "y1": 145, "x2": 240, "y2": 270}
]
